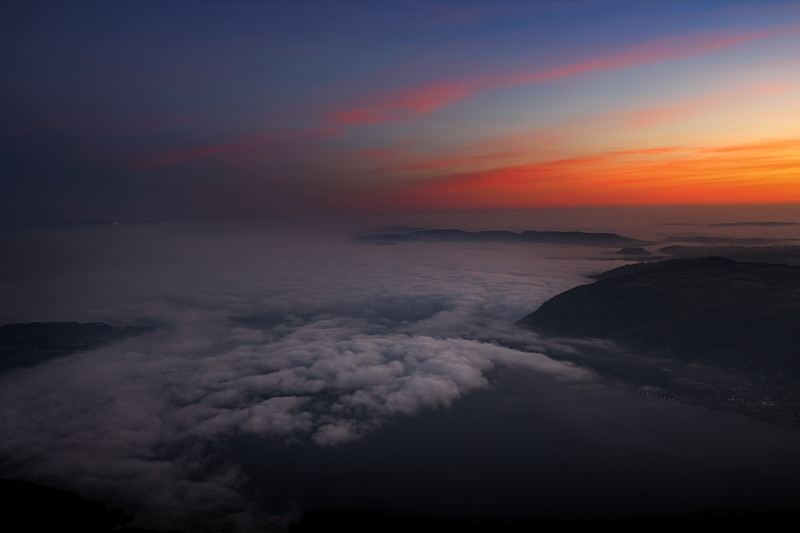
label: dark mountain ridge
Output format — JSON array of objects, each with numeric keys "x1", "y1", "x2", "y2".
[{"x1": 518, "y1": 257, "x2": 800, "y2": 426}]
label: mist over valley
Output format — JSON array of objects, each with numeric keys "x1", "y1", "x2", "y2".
[{"x1": 2, "y1": 209, "x2": 800, "y2": 531}]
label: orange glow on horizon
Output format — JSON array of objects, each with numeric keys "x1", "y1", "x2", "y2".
[{"x1": 338, "y1": 138, "x2": 800, "y2": 211}]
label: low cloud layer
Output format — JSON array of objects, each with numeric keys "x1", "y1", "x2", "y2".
[
  {"x1": 5, "y1": 222, "x2": 800, "y2": 531},
  {"x1": 2, "y1": 324, "x2": 585, "y2": 530},
  {"x1": 0, "y1": 223, "x2": 598, "y2": 531}
]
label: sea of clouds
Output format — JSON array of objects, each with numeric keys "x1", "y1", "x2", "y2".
[
  {"x1": 2, "y1": 220, "x2": 800, "y2": 532},
  {"x1": 0, "y1": 222, "x2": 604, "y2": 530}
]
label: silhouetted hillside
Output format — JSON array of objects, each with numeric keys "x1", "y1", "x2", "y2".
[
  {"x1": 518, "y1": 257, "x2": 800, "y2": 426},
  {"x1": 0, "y1": 478, "x2": 166, "y2": 532}
]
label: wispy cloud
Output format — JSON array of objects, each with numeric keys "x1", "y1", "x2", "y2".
[
  {"x1": 136, "y1": 127, "x2": 339, "y2": 169},
  {"x1": 600, "y1": 83, "x2": 797, "y2": 128}
]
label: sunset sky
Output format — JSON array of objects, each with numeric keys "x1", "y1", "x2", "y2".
[
  {"x1": 4, "y1": 3, "x2": 800, "y2": 529},
  {"x1": 2, "y1": 0, "x2": 799, "y2": 225}
]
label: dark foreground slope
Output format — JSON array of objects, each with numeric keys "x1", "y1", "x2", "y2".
[
  {"x1": 518, "y1": 257, "x2": 800, "y2": 426},
  {"x1": 0, "y1": 478, "x2": 165, "y2": 533}
]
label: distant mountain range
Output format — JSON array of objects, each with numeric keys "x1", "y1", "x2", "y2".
[
  {"x1": 518, "y1": 257, "x2": 800, "y2": 427},
  {"x1": 359, "y1": 228, "x2": 650, "y2": 246}
]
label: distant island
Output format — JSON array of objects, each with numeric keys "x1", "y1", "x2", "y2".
[
  {"x1": 0, "y1": 322, "x2": 152, "y2": 373},
  {"x1": 359, "y1": 228, "x2": 650, "y2": 246},
  {"x1": 518, "y1": 257, "x2": 800, "y2": 427}
]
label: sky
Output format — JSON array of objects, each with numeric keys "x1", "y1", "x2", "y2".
[{"x1": 2, "y1": 0, "x2": 799, "y2": 226}]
